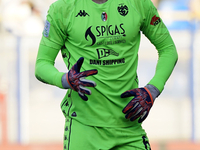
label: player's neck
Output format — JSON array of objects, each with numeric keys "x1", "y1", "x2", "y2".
[{"x1": 92, "y1": 0, "x2": 108, "y2": 4}]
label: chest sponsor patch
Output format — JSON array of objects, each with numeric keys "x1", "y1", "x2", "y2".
[{"x1": 43, "y1": 20, "x2": 50, "y2": 37}]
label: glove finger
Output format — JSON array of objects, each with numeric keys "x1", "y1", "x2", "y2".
[
  {"x1": 122, "y1": 101, "x2": 139, "y2": 114},
  {"x1": 75, "y1": 57, "x2": 84, "y2": 72},
  {"x1": 138, "y1": 111, "x2": 149, "y2": 123},
  {"x1": 125, "y1": 104, "x2": 141, "y2": 119},
  {"x1": 78, "y1": 91, "x2": 88, "y2": 101},
  {"x1": 130, "y1": 110, "x2": 143, "y2": 122},
  {"x1": 121, "y1": 89, "x2": 138, "y2": 98},
  {"x1": 79, "y1": 85, "x2": 92, "y2": 95},
  {"x1": 79, "y1": 69, "x2": 98, "y2": 78},
  {"x1": 79, "y1": 78, "x2": 97, "y2": 87},
  {"x1": 129, "y1": 107, "x2": 144, "y2": 121},
  {"x1": 130, "y1": 114, "x2": 140, "y2": 121}
]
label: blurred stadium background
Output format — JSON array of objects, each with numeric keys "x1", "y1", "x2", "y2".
[{"x1": 0, "y1": 0, "x2": 200, "y2": 149}]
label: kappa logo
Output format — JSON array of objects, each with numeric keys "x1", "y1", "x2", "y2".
[
  {"x1": 142, "y1": 136, "x2": 151, "y2": 150},
  {"x1": 150, "y1": 15, "x2": 161, "y2": 26},
  {"x1": 118, "y1": 4, "x2": 128, "y2": 16},
  {"x1": 76, "y1": 10, "x2": 89, "y2": 17},
  {"x1": 97, "y1": 48, "x2": 119, "y2": 59},
  {"x1": 62, "y1": 53, "x2": 67, "y2": 58}
]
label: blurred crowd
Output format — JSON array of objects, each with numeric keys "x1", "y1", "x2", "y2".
[
  {"x1": 0, "y1": 0, "x2": 55, "y2": 36},
  {"x1": 190, "y1": 0, "x2": 200, "y2": 19}
]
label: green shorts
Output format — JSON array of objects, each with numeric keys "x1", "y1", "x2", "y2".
[{"x1": 63, "y1": 117, "x2": 151, "y2": 150}]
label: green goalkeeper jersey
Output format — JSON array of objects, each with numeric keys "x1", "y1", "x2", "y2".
[{"x1": 36, "y1": 0, "x2": 178, "y2": 127}]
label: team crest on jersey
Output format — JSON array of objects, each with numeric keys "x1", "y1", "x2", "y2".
[
  {"x1": 118, "y1": 4, "x2": 128, "y2": 16},
  {"x1": 101, "y1": 12, "x2": 107, "y2": 21}
]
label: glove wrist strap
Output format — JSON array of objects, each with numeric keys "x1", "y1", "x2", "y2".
[
  {"x1": 145, "y1": 84, "x2": 160, "y2": 101},
  {"x1": 61, "y1": 73, "x2": 72, "y2": 89}
]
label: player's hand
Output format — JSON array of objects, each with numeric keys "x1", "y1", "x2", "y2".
[
  {"x1": 66, "y1": 57, "x2": 98, "y2": 101},
  {"x1": 121, "y1": 87, "x2": 154, "y2": 123}
]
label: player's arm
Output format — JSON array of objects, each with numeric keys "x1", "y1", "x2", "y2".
[
  {"x1": 35, "y1": 46, "x2": 98, "y2": 100},
  {"x1": 35, "y1": 1, "x2": 67, "y2": 88},
  {"x1": 35, "y1": 1, "x2": 97, "y2": 100},
  {"x1": 140, "y1": 0, "x2": 178, "y2": 92},
  {"x1": 121, "y1": 0, "x2": 178, "y2": 123},
  {"x1": 35, "y1": 0, "x2": 67, "y2": 88},
  {"x1": 35, "y1": 45, "x2": 65, "y2": 88}
]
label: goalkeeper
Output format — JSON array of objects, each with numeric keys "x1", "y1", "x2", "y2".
[{"x1": 35, "y1": 0, "x2": 178, "y2": 149}]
